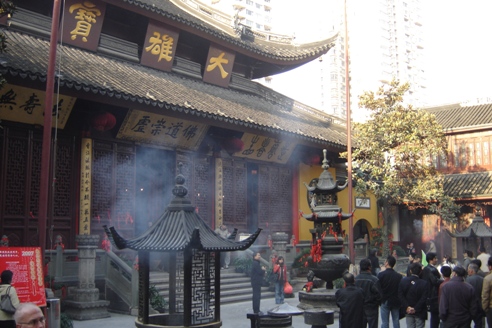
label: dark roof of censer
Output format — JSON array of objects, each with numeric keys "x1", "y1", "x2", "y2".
[
  {"x1": 443, "y1": 172, "x2": 492, "y2": 199},
  {"x1": 452, "y1": 215, "x2": 492, "y2": 238},
  {"x1": 104, "y1": 166, "x2": 261, "y2": 252},
  {"x1": 0, "y1": 29, "x2": 348, "y2": 149}
]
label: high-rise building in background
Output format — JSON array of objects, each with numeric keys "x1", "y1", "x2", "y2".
[
  {"x1": 206, "y1": 0, "x2": 273, "y2": 32},
  {"x1": 347, "y1": 0, "x2": 426, "y2": 121},
  {"x1": 206, "y1": 0, "x2": 426, "y2": 122},
  {"x1": 271, "y1": 0, "x2": 426, "y2": 122}
]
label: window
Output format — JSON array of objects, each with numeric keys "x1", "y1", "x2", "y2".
[
  {"x1": 256, "y1": 3, "x2": 262, "y2": 9},
  {"x1": 460, "y1": 142, "x2": 467, "y2": 167},
  {"x1": 453, "y1": 143, "x2": 460, "y2": 167},
  {"x1": 484, "y1": 140, "x2": 490, "y2": 165},
  {"x1": 439, "y1": 151, "x2": 447, "y2": 169},
  {"x1": 469, "y1": 141, "x2": 475, "y2": 166},
  {"x1": 476, "y1": 141, "x2": 482, "y2": 165},
  {"x1": 246, "y1": 0, "x2": 253, "y2": 5},
  {"x1": 246, "y1": 9, "x2": 253, "y2": 15}
]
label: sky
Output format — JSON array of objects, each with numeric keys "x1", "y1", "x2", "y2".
[{"x1": 269, "y1": 0, "x2": 492, "y2": 108}]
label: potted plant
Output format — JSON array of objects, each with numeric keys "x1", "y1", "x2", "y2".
[
  {"x1": 232, "y1": 256, "x2": 252, "y2": 276},
  {"x1": 149, "y1": 285, "x2": 167, "y2": 313}
]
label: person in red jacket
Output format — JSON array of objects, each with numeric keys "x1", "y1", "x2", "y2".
[{"x1": 273, "y1": 256, "x2": 288, "y2": 304}]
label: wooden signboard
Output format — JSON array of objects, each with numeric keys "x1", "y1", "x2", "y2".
[
  {"x1": 0, "y1": 84, "x2": 76, "y2": 128},
  {"x1": 116, "y1": 109, "x2": 208, "y2": 150},
  {"x1": 234, "y1": 133, "x2": 296, "y2": 164},
  {"x1": 0, "y1": 247, "x2": 47, "y2": 307}
]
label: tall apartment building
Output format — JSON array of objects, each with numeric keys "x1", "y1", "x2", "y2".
[
  {"x1": 348, "y1": 0, "x2": 426, "y2": 121},
  {"x1": 298, "y1": 0, "x2": 426, "y2": 121},
  {"x1": 206, "y1": 0, "x2": 273, "y2": 32}
]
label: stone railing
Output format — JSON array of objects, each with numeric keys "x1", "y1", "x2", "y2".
[{"x1": 45, "y1": 247, "x2": 136, "y2": 311}]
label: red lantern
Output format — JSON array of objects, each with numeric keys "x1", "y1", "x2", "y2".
[
  {"x1": 91, "y1": 112, "x2": 116, "y2": 131},
  {"x1": 303, "y1": 154, "x2": 320, "y2": 166},
  {"x1": 222, "y1": 137, "x2": 244, "y2": 154}
]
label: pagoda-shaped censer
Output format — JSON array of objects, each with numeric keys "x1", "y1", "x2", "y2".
[
  {"x1": 105, "y1": 163, "x2": 261, "y2": 328},
  {"x1": 298, "y1": 149, "x2": 351, "y2": 311}
]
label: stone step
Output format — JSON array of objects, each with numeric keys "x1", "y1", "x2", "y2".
[{"x1": 149, "y1": 266, "x2": 276, "y2": 305}]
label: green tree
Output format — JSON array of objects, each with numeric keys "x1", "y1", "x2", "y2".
[
  {"x1": 344, "y1": 80, "x2": 460, "y2": 256},
  {"x1": 0, "y1": 1, "x2": 14, "y2": 87}
]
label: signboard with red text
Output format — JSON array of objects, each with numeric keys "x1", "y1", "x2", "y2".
[{"x1": 0, "y1": 247, "x2": 47, "y2": 306}]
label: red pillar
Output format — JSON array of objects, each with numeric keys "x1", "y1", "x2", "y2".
[
  {"x1": 38, "y1": 0, "x2": 62, "y2": 252},
  {"x1": 292, "y1": 164, "x2": 299, "y2": 243}
]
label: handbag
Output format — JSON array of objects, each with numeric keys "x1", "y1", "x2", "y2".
[
  {"x1": 0, "y1": 286, "x2": 16, "y2": 314},
  {"x1": 283, "y1": 281, "x2": 293, "y2": 294}
]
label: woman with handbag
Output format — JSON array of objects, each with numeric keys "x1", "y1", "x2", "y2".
[
  {"x1": 273, "y1": 256, "x2": 288, "y2": 304},
  {"x1": 0, "y1": 270, "x2": 20, "y2": 328}
]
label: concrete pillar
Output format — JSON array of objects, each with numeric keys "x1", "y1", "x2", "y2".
[
  {"x1": 65, "y1": 235, "x2": 110, "y2": 320},
  {"x1": 271, "y1": 232, "x2": 289, "y2": 260}
]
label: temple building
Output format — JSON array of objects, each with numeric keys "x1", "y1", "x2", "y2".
[{"x1": 0, "y1": 0, "x2": 378, "y2": 251}]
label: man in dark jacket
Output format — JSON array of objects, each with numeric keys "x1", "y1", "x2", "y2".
[
  {"x1": 336, "y1": 272, "x2": 365, "y2": 328},
  {"x1": 399, "y1": 262, "x2": 428, "y2": 328},
  {"x1": 439, "y1": 266, "x2": 477, "y2": 328},
  {"x1": 466, "y1": 263, "x2": 485, "y2": 328},
  {"x1": 378, "y1": 255, "x2": 403, "y2": 328},
  {"x1": 421, "y1": 252, "x2": 442, "y2": 328},
  {"x1": 250, "y1": 252, "x2": 266, "y2": 314},
  {"x1": 356, "y1": 258, "x2": 382, "y2": 328}
]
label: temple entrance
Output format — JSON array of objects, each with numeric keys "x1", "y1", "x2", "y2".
[{"x1": 353, "y1": 219, "x2": 371, "y2": 242}]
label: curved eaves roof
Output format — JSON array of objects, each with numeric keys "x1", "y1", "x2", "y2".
[
  {"x1": 104, "y1": 202, "x2": 262, "y2": 252},
  {"x1": 452, "y1": 216, "x2": 492, "y2": 238},
  {"x1": 426, "y1": 103, "x2": 492, "y2": 130},
  {"x1": 1, "y1": 29, "x2": 347, "y2": 148},
  {"x1": 117, "y1": 0, "x2": 338, "y2": 63}
]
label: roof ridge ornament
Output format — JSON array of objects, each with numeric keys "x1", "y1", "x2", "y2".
[
  {"x1": 304, "y1": 149, "x2": 348, "y2": 193},
  {"x1": 321, "y1": 149, "x2": 329, "y2": 171},
  {"x1": 172, "y1": 162, "x2": 188, "y2": 198}
]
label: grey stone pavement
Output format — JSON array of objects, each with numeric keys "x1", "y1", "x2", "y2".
[{"x1": 71, "y1": 296, "x2": 430, "y2": 328}]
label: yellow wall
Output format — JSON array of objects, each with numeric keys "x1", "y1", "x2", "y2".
[{"x1": 298, "y1": 163, "x2": 379, "y2": 241}]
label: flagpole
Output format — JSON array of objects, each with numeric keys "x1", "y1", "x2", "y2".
[
  {"x1": 344, "y1": 0, "x2": 354, "y2": 264},
  {"x1": 39, "y1": 0, "x2": 62, "y2": 254}
]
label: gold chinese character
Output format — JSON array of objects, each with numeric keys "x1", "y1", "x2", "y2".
[
  {"x1": 145, "y1": 32, "x2": 174, "y2": 62},
  {"x1": 206, "y1": 52, "x2": 229, "y2": 78},
  {"x1": 69, "y1": 1, "x2": 102, "y2": 42}
]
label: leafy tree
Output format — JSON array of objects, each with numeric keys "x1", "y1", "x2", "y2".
[
  {"x1": 0, "y1": 1, "x2": 14, "y2": 87},
  {"x1": 343, "y1": 80, "x2": 460, "y2": 256}
]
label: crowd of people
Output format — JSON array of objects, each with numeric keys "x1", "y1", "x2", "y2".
[{"x1": 336, "y1": 247, "x2": 492, "y2": 328}]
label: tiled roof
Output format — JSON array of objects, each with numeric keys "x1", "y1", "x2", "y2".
[
  {"x1": 1, "y1": 29, "x2": 347, "y2": 149},
  {"x1": 116, "y1": 0, "x2": 338, "y2": 63},
  {"x1": 426, "y1": 103, "x2": 492, "y2": 130},
  {"x1": 443, "y1": 172, "x2": 492, "y2": 199},
  {"x1": 105, "y1": 174, "x2": 261, "y2": 251}
]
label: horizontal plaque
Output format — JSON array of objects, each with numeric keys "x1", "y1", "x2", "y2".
[{"x1": 117, "y1": 109, "x2": 208, "y2": 150}]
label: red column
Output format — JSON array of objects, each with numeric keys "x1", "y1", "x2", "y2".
[
  {"x1": 38, "y1": 0, "x2": 62, "y2": 253},
  {"x1": 292, "y1": 164, "x2": 299, "y2": 243}
]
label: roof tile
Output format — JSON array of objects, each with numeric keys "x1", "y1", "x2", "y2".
[{"x1": 2, "y1": 29, "x2": 347, "y2": 148}]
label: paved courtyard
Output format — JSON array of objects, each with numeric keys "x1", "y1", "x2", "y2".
[{"x1": 72, "y1": 296, "x2": 430, "y2": 328}]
